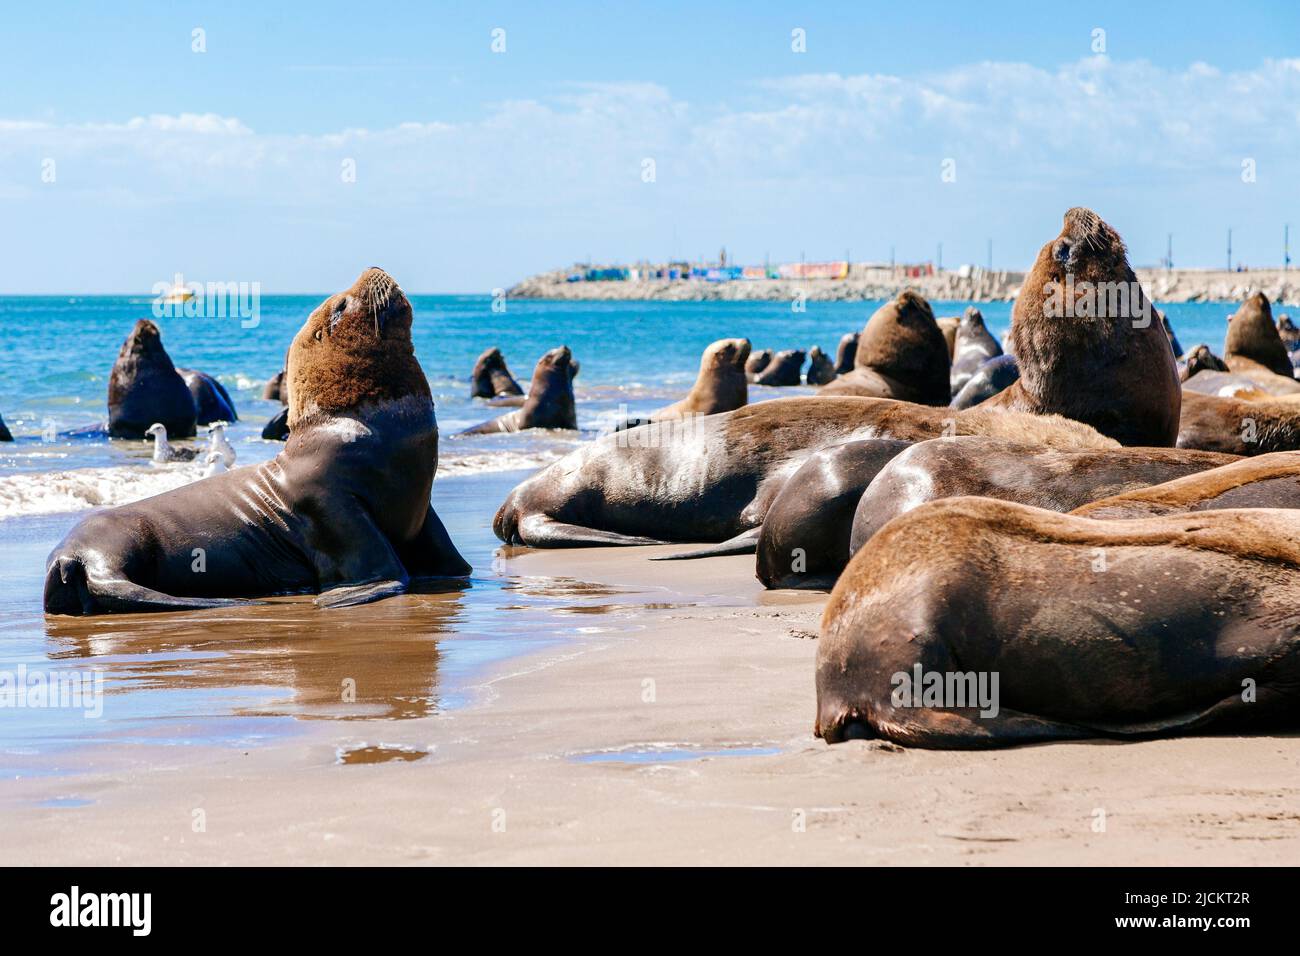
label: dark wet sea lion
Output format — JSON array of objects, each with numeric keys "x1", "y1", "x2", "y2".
[
  {"x1": 44, "y1": 267, "x2": 470, "y2": 615},
  {"x1": 470, "y1": 346, "x2": 525, "y2": 399},
  {"x1": 753, "y1": 349, "x2": 805, "y2": 386},
  {"x1": 461, "y1": 346, "x2": 578, "y2": 434},
  {"x1": 0, "y1": 411, "x2": 11, "y2": 442},
  {"x1": 936, "y1": 316, "x2": 959, "y2": 359},
  {"x1": 262, "y1": 406, "x2": 291, "y2": 441},
  {"x1": 178, "y1": 367, "x2": 239, "y2": 424},
  {"x1": 950, "y1": 355, "x2": 1019, "y2": 409},
  {"x1": 1223, "y1": 292, "x2": 1300, "y2": 392},
  {"x1": 107, "y1": 319, "x2": 197, "y2": 439},
  {"x1": 834, "y1": 333, "x2": 859, "y2": 374},
  {"x1": 744, "y1": 349, "x2": 773, "y2": 381},
  {"x1": 263, "y1": 369, "x2": 287, "y2": 403},
  {"x1": 819, "y1": 291, "x2": 951, "y2": 405},
  {"x1": 816, "y1": 497, "x2": 1300, "y2": 747},
  {"x1": 1072, "y1": 450, "x2": 1300, "y2": 519},
  {"x1": 805, "y1": 345, "x2": 837, "y2": 385},
  {"x1": 1160, "y1": 311, "x2": 1182, "y2": 358},
  {"x1": 1179, "y1": 344, "x2": 1229, "y2": 381},
  {"x1": 494, "y1": 396, "x2": 1116, "y2": 548},
  {"x1": 849, "y1": 437, "x2": 1238, "y2": 557},
  {"x1": 1278, "y1": 314, "x2": 1300, "y2": 351},
  {"x1": 949, "y1": 307, "x2": 1001, "y2": 396},
  {"x1": 1178, "y1": 391, "x2": 1300, "y2": 454},
  {"x1": 980, "y1": 208, "x2": 1180, "y2": 446}
]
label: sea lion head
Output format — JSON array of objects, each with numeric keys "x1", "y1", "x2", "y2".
[
  {"x1": 530, "y1": 345, "x2": 578, "y2": 392},
  {"x1": 959, "y1": 306, "x2": 986, "y2": 334},
  {"x1": 470, "y1": 346, "x2": 522, "y2": 398},
  {"x1": 287, "y1": 267, "x2": 428, "y2": 425},
  {"x1": 1224, "y1": 292, "x2": 1291, "y2": 377},
  {"x1": 118, "y1": 319, "x2": 169, "y2": 361},
  {"x1": 1181, "y1": 344, "x2": 1229, "y2": 379},
  {"x1": 855, "y1": 290, "x2": 950, "y2": 399},
  {"x1": 702, "y1": 337, "x2": 751, "y2": 373}
]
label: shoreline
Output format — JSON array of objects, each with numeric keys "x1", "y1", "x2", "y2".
[{"x1": 508, "y1": 267, "x2": 1300, "y2": 307}]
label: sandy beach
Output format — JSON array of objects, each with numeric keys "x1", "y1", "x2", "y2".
[{"x1": 6, "y1": 543, "x2": 1297, "y2": 866}]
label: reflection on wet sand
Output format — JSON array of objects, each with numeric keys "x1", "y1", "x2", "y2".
[{"x1": 44, "y1": 587, "x2": 467, "y2": 722}]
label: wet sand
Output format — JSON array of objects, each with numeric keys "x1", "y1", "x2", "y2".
[{"x1": 4, "y1": 543, "x2": 1298, "y2": 865}]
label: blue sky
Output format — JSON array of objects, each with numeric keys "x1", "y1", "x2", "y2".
[{"x1": 1, "y1": 1, "x2": 1298, "y2": 292}]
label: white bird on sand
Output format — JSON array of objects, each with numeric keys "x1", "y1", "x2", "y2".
[
  {"x1": 203, "y1": 448, "x2": 230, "y2": 477},
  {"x1": 206, "y1": 421, "x2": 236, "y2": 466},
  {"x1": 145, "y1": 423, "x2": 198, "y2": 462}
]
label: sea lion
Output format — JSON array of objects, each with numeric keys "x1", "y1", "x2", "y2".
[
  {"x1": 848, "y1": 438, "x2": 1238, "y2": 559},
  {"x1": 619, "y1": 338, "x2": 749, "y2": 430},
  {"x1": 1278, "y1": 314, "x2": 1300, "y2": 352},
  {"x1": 0, "y1": 412, "x2": 11, "y2": 442},
  {"x1": 1182, "y1": 370, "x2": 1293, "y2": 398},
  {"x1": 1222, "y1": 292, "x2": 1300, "y2": 393},
  {"x1": 949, "y1": 307, "x2": 1001, "y2": 397},
  {"x1": 107, "y1": 319, "x2": 197, "y2": 440},
  {"x1": 744, "y1": 349, "x2": 773, "y2": 382},
  {"x1": 753, "y1": 349, "x2": 805, "y2": 387},
  {"x1": 1160, "y1": 311, "x2": 1183, "y2": 358},
  {"x1": 815, "y1": 497, "x2": 1300, "y2": 747},
  {"x1": 979, "y1": 208, "x2": 1180, "y2": 446},
  {"x1": 262, "y1": 406, "x2": 291, "y2": 441},
  {"x1": 834, "y1": 333, "x2": 859, "y2": 375},
  {"x1": 470, "y1": 346, "x2": 525, "y2": 399},
  {"x1": 494, "y1": 396, "x2": 1116, "y2": 548},
  {"x1": 936, "y1": 316, "x2": 960, "y2": 359},
  {"x1": 1178, "y1": 391, "x2": 1300, "y2": 454},
  {"x1": 818, "y1": 291, "x2": 951, "y2": 405},
  {"x1": 44, "y1": 267, "x2": 470, "y2": 615},
  {"x1": 178, "y1": 367, "x2": 239, "y2": 425},
  {"x1": 1178, "y1": 344, "x2": 1229, "y2": 381},
  {"x1": 950, "y1": 355, "x2": 1020, "y2": 410},
  {"x1": 460, "y1": 346, "x2": 578, "y2": 434},
  {"x1": 805, "y1": 346, "x2": 837, "y2": 386},
  {"x1": 1072, "y1": 450, "x2": 1300, "y2": 519},
  {"x1": 262, "y1": 369, "x2": 287, "y2": 403}
]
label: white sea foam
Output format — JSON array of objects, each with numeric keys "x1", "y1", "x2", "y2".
[
  {"x1": 0, "y1": 463, "x2": 207, "y2": 519},
  {"x1": 437, "y1": 449, "x2": 564, "y2": 475}
]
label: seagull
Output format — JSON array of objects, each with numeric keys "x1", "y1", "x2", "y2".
[
  {"x1": 145, "y1": 423, "x2": 199, "y2": 462},
  {"x1": 206, "y1": 421, "x2": 236, "y2": 466},
  {"x1": 203, "y1": 448, "x2": 230, "y2": 477}
]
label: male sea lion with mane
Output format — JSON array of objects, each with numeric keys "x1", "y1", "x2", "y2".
[
  {"x1": 1221, "y1": 292, "x2": 1300, "y2": 393},
  {"x1": 107, "y1": 319, "x2": 197, "y2": 440},
  {"x1": 979, "y1": 208, "x2": 1180, "y2": 446},
  {"x1": 44, "y1": 268, "x2": 470, "y2": 615}
]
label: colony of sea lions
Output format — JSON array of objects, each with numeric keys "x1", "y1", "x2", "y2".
[{"x1": 39, "y1": 207, "x2": 1300, "y2": 752}]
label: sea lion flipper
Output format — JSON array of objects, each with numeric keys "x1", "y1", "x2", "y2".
[
  {"x1": 398, "y1": 506, "x2": 473, "y2": 579},
  {"x1": 315, "y1": 578, "x2": 408, "y2": 609},
  {"x1": 516, "y1": 514, "x2": 667, "y2": 547},
  {"x1": 47, "y1": 557, "x2": 251, "y2": 614},
  {"x1": 649, "y1": 528, "x2": 760, "y2": 560}
]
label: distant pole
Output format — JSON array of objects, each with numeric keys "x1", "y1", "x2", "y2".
[
  {"x1": 1166, "y1": 233, "x2": 1173, "y2": 271},
  {"x1": 1227, "y1": 229, "x2": 1232, "y2": 272}
]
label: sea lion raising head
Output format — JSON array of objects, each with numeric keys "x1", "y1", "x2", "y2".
[
  {"x1": 470, "y1": 346, "x2": 525, "y2": 399},
  {"x1": 1225, "y1": 292, "x2": 1293, "y2": 380},
  {"x1": 107, "y1": 319, "x2": 198, "y2": 440},
  {"x1": 818, "y1": 291, "x2": 950, "y2": 404},
  {"x1": 461, "y1": 346, "x2": 579, "y2": 434}
]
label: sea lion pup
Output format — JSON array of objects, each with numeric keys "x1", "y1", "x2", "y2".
[
  {"x1": 177, "y1": 367, "x2": 239, "y2": 425},
  {"x1": 0, "y1": 411, "x2": 11, "y2": 442},
  {"x1": 460, "y1": 346, "x2": 578, "y2": 434},
  {"x1": 753, "y1": 349, "x2": 806, "y2": 386},
  {"x1": 805, "y1": 346, "x2": 837, "y2": 385},
  {"x1": 1178, "y1": 343, "x2": 1229, "y2": 382},
  {"x1": 617, "y1": 338, "x2": 750, "y2": 430},
  {"x1": 980, "y1": 208, "x2": 1180, "y2": 446},
  {"x1": 815, "y1": 497, "x2": 1300, "y2": 748},
  {"x1": 834, "y1": 332, "x2": 859, "y2": 374},
  {"x1": 263, "y1": 369, "x2": 287, "y2": 402},
  {"x1": 948, "y1": 307, "x2": 1002, "y2": 397},
  {"x1": 1160, "y1": 311, "x2": 1183, "y2": 357},
  {"x1": 470, "y1": 346, "x2": 525, "y2": 399},
  {"x1": 1071, "y1": 450, "x2": 1300, "y2": 520},
  {"x1": 1222, "y1": 292, "x2": 1300, "y2": 393},
  {"x1": 744, "y1": 348, "x2": 773, "y2": 382},
  {"x1": 936, "y1": 316, "x2": 960, "y2": 359},
  {"x1": 1177, "y1": 391, "x2": 1300, "y2": 454},
  {"x1": 493, "y1": 396, "x2": 1116, "y2": 548},
  {"x1": 950, "y1": 355, "x2": 1020, "y2": 409},
  {"x1": 44, "y1": 267, "x2": 470, "y2": 615},
  {"x1": 847, "y1": 437, "x2": 1238, "y2": 561},
  {"x1": 107, "y1": 319, "x2": 197, "y2": 439},
  {"x1": 820, "y1": 292, "x2": 950, "y2": 404}
]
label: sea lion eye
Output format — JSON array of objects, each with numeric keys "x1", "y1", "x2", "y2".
[{"x1": 329, "y1": 297, "x2": 348, "y2": 334}]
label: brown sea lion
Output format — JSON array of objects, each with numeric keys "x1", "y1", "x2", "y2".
[
  {"x1": 263, "y1": 369, "x2": 287, "y2": 403},
  {"x1": 834, "y1": 332, "x2": 859, "y2": 374},
  {"x1": 1222, "y1": 292, "x2": 1300, "y2": 392},
  {"x1": 818, "y1": 291, "x2": 951, "y2": 405},
  {"x1": 980, "y1": 208, "x2": 1180, "y2": 446},
  {"x1": 816, "y1": 497, "x2": 1300, "y2": 747},
  {"x1": 1178, "y1": 344, "x2": 1229, "y2": 382},
  {"x1": 1072, "y1": 450, "x2": 1300, "y2": 519},
  {"x1": 107, "y1": 319, "x2": 197, "y2": 439},
  {"x1": 949, "y1": 307, "x2": 1002, "y2": 397},
  {"x1": 753, "y1": 349, "x2": 806, "y2": 386},
  {"x1": 1278, "y1": 314, "x2": 1300, "y2": 352},
  {"x1": 744, "y1": 349, "x2": 773, "y2": 382},
  {"x1": 177, "y1": 367, "x2": 239, "y2": 425},
  {"x1": 460, "y1": 346, "x2": 578, "y2": 434},
  {"x1": 1183, "y1": 370, "x2": 1294, "y2": 398},
  {"x1": 936, "y1": 316, "x2": 960, "y2": 359},
  {"x1": 1178, "y1": 390, "x2": 1300, "y2": 454},
  {"x1": 805, "y1": 345, "x2": 837, "y2": 385},
  {"x1": 470, "y1": 346, "x2": 525, "y2": 399},
  {"x1": 616, "y1": 338, "x2": 750, "y2": 430},
  {"x1": 44, "y1": 267, "x2": 470, "y2": 615},
  {"x1": 848, "y1": 437, "x2": 1238, "y2": 560},
  {"x1": 494, "y1": 396, "x2": 1115, "y2": 548}
]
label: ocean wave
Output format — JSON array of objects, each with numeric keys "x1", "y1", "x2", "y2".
[
  {"x1": 0, "y1": 462, "x2": 208, "y2": 519},
  {"x1": 437, "y1": 449, "x2": 564, "y2": 475}
]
